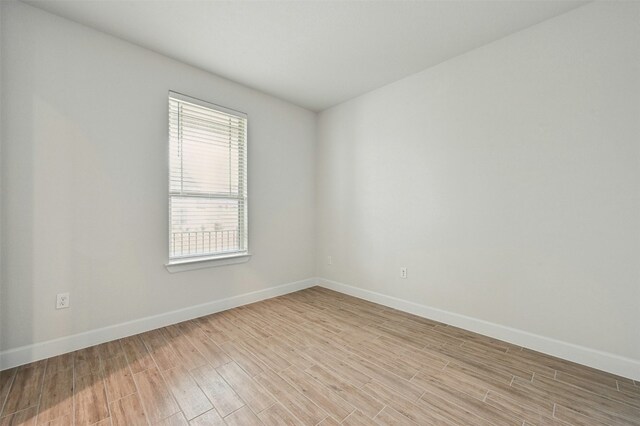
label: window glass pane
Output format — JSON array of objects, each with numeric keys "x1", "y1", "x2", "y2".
[{"x1": 170, "y1": 196, "x2": 243, "y2": 258}]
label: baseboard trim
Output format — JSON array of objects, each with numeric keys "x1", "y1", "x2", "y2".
[
  {"x1": 318, "y1": 278, "x2": 640, "y2": 381},
  {"x1": 0, "y1": 277, "x2": 317, "y2": 370}
]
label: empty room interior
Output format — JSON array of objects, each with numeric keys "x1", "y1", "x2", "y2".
[{"x1": 1, "y1": 0, "x2": 639, "y2": 425}]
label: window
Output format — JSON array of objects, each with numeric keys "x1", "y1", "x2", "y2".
[{"x1": 168, "y1": 92, "x2": 248, "y2": 265}]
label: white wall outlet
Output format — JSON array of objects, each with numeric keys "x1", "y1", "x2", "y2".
[
  {"x1": 56, "y1": 292, "x2": 70, "y2": 309},
  {"x1": 328, "y1": 255, "x2": 332, "y2": 265},
  {"x1": 400, "y1": 267, "x2": 407, "y2": 279}
]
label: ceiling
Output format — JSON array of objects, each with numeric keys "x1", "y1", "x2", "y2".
[{"x1": 24, "y1": 0, "x2": 587, "y2": 111}]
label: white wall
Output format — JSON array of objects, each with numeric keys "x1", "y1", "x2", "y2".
[
  {"x1": 317, "y1": 1, "x2": 640, "y2": 364},
  {"x1": 0, "y1": 1, "x2": 316, "y2": 353},
  {"x1": 0, "y1": 0, "x2": 4, "y2": 358}
]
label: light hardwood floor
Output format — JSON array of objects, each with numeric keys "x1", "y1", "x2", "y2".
[{"x1": 0, "y1": 286, "x2": 638, "y2": 425}]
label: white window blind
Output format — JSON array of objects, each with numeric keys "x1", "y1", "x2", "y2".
[{"x1": 168, "y1": 92, "x2": 248, "y2": 261}]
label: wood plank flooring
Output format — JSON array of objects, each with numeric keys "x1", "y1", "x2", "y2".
[{"x1": 0, "y1": 286, "x2": 638, "y2": 425}]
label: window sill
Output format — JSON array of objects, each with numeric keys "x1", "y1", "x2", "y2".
[{"x1": 165, "y1": 253, "x2": 251, "y2": 273}]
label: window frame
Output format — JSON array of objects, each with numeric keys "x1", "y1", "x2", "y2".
[{"x1": 165, "y1": 91, "x2": 249, "y2": 271}]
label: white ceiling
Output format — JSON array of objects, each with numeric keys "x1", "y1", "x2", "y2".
[{"x1": 24, "y1": 0, "x2": 587, "y2": 111}]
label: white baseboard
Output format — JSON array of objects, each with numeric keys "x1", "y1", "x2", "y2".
[
  {"x1": 318, "y1": 278, "x2": 640, "y2": 381},
  {"x1": 0, "y1": 277, "x2": 317, "y2": 370},
  {"x1": 4, "y1": 276, "x2": 638, "y2": 381}
]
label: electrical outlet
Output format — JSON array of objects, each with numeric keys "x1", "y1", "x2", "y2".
[
  {"x1": 56, "y1": 293, "x2": 70, "y2": 309},
  {"x1": 400, "y1": 267, "x2": 407, "y2": 279},
  {"x1": 328, "y1": 255, "x2": 332, "y2": 265}
]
